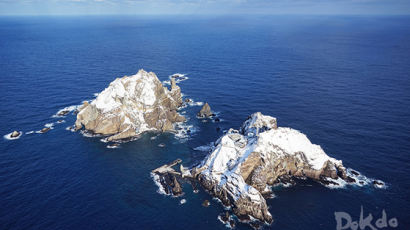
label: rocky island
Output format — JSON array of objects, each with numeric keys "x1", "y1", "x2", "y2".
[
  {"x1": 74, "y1": 69, "x2": 185, "y2": 141},
  {"x1": 197, "y1": 102, "x2": 213, "y2": 118},
  {"x1": 153, "y1": 112, "x2": 369, "y2": 228}
]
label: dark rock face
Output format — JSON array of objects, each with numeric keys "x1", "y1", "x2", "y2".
[
  {"x1": 219, "y1": 212, "x2": 236, "y2": 228},
  {"x1": 234, "y1": 196, "x2": 273, "y2": 224},
  {"x1": 171, "y1": 177, "x2": 183, "y2": 196},
  {"x1": 197, "y1": 103, "x2": 212, "y2": 118},
  {"x1": 156, "y1": 173, "x2": 183, "y2": 196},
  {"x1": 11, "y1": 131, "x2": 20, "y2": 138}
]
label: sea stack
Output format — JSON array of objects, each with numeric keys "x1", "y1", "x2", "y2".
[
  {"x1": 197, "y1": 102, "x2": 213, "y2": 118},
  {"x1": 10, "y1": 131, "x2": 20, "y2": 138},
  {"x1": 75, "y1": 69, "x2": 185, "y2": 141}
]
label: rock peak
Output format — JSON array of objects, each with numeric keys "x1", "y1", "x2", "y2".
[
  {"x1": 75, "y1": 70, "x2": 185, "y2": 141},
  {"x1": 197, "y1": 102, "x2": 213, "y2": 118},
  {"x1": 189, "y1": 112, "x2": 352, "y2": 225},
  {"x1": 240, "y1": 112, "x2": 277, "y2": 136}
]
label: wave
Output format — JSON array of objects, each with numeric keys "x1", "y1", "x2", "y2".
[
  {"x1": 163, "y1": 73, "x2": 189, "y2": 86},
  {"x1": 193, "y1": 143, "x2": 214, "y2": 152},
  {"x1": 80, "y1": 130, "x2": 101, "y2": 138},
  {"x1": 44, "y1": 123, "x2": 54, "y2": 128},
  {"x1": 65, "y1": 126, "x2": 76, "y2": 132},
  {"x1": 151, "y1": 173, "x2": 168, "y2": 195},
  {"x1": 323, "y1": 168, "x2": 386, "y2": 189},
  {"x1": 107, "y1": 144, "x2": 120, "y2": 149},
  {"x1": 52, "y1": 105, "x2": 79, "y2": 118},
  {"x1": 188, "y1": 100, "x2": 203, "y2": 107},
  {"x1": 174, "y1": 122, "x2": 198, "y2": 140}
]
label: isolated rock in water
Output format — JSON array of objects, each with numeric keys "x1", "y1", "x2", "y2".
[
  {"x1": 202, "y1": 200, "x2": 210, "y2": 207},
  {"x1": 197, "y1": 102, "x2": 212, "y2": 118},
  {"x1": 191, "y1": 112, "x2": 354, "y2": 224},
  {"x1": 74, "y1": 69, "x2": 185, "y2": 141},
  {"x1": 373, "y1": 180, "x2": 384, "y2": 188},
  {"x1": 11, "y1": 131, "x2": 20, "y2": 138},
  {"x1": 40, "y1": 127, "x2": 51, "y2": 133}
]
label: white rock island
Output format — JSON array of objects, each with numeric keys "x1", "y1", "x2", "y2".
[
  {"x1": 75, "y1": 69, "x2": 185, "y2": 141},
  {"x1": 153, "y1": 112, "x2": 360, "y2": 227}
]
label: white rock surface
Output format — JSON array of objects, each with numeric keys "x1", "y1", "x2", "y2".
[
  {"x1": 193, "y1": 112, "x2": 351, "y2": 223},
  {"x1": 75, "y1": 69, "x2": 185, "y2": 141}
]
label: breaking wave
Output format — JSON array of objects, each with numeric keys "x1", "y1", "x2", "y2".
[
  {"x1": 151, "y1": 173, "x2": 168, "y2": 195},
  {"x1": 52, "y1": 105, "x2": 79, "y2": 118}
]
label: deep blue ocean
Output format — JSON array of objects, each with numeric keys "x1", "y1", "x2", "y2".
[{"x1": 1, "y1": 15, "x2": 410, "y2": 230}]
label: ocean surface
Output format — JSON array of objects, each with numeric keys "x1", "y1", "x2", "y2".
[{"x1": 1, "y1": 15, "x2": 410, "y2": 230}]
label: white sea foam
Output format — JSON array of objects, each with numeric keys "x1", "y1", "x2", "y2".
[
  {"x1": 52, "y1": 105, "x2": 79, "y2": 118},
  {"x1": 65, "y1": 126, "x2": 76, "y2": 132},
  {"x1": 44, "y1": 123, "x2": 54, "y2": 129},
  {"x1": 80, "y1": 130, "x2": 101, "y2": 138},
  {"x1": 151, "y1": 173, "x2": 168, "y2": 195},
  {"x1": 107, "y1": 144, "x2": 120, "y2": 149},
  {"x1": 100, "y1": 138, "x2": 109, "y2": 143},
  {"x1": 217, "y1": 215, "x2": 235, "y2": 229},
  {"x1": 323, "y1": 177, "x2": 348, "y2": 189},
  {"x1": 56, "y1": 120, "x2": 66, "y2": 124},
  {"x1": 194, "y1": 144, "x2": 214, "y2": 152},
  {"x1": 174, "y1": 123, "x2": 197, "y2": 140},
  {"x1": 188, "y1": 101, "x2": 204, "y2": 107},
  {"x1": 322, "y1": 168, "x2": 385, "y2": 189},
  {"x1": 35, "y1": 123, "x2": 55, "y2": 134},
  {"x1": 26, "y1": 131, "x2": 34, "y2": 135},
  {"x1": 163, "y1": 73, "x2": 189, "y2": 86},
  {"x1": 4, "y1": 131, "x2": 22, "y2": 140}
]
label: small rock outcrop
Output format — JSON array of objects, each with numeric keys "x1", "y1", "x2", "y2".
[
  {"x1": 202, "y1": 200, "x2": 210, "y2": 207},
  {"x1": 11, "y1": 131, "x2": 20, "y2": 138},
  {"x1": 74, "y1": 69, "x2": 185, "y2": 141},
  {"x1": 40, "y1": 127, "x2": 51, "y2": 133},
  {"x1": 197, "y1": 102, "x2": 213, "y2": 118}
]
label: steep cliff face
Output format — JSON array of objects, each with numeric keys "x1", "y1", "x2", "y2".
[
  {"x1": 75, "y1": 69, "x2": 185, "y2": 141},
  {"x1": 192, "y1": 112, "x2": 353, "y2": 224}
]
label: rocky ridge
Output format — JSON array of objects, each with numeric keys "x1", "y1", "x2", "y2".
[
  {"x1": 152, "y1": 112, "x2": 377, "y2": 228},
  {"x1": 74, "y1": 69, "x2": 185, "y2": 141}
]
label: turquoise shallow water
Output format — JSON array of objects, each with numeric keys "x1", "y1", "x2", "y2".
[{"x1": 1, "y1": 15, "x2": 410, "y2": 229}]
